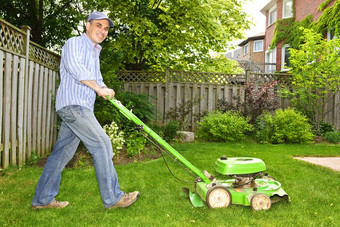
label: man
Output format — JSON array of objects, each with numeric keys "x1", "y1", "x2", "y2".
[{"x1": 31, "y1": 11, "x2": 139, "y2": 209}]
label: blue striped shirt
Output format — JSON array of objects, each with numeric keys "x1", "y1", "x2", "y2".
[{"x1": 56, "y1": 33, "x2": 106, "y2": 111}]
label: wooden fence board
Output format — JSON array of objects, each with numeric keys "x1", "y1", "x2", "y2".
[
  {"x1": 17, "y1": 57, "x2": 25, "y2": 165},
  {"x1": 37, "y1": 65, "x2": 44, "y2": 156},
  {"x1": 3, "y1": 52, "x2": 12, "y2": 168},
  {"x1": 0, "y1": 50, "x2": 3, "y2": 167},
  {"x1": 11, "y1": 55, "x2": 19, "y2": 165},
  {"x1": 26, "y1": 60, "x2": 34, "y2": 158},
  {"x1": 41, "y1": 67, "x2": 48, "y2": 155},
  {"x1": 32, "y1": 63, "x2": 39, "y2": 154}
]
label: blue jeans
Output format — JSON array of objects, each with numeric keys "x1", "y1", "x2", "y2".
[{"x1": 31, "y1": 105, "x2": 124, "y2": 208}]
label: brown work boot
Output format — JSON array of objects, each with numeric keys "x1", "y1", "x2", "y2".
[
  {"x1": 32, "y1": 200, "x2": 69, "y2": 209},
  {"x1": 109, "y1": 191, "x2": 140, "y2": 208}
]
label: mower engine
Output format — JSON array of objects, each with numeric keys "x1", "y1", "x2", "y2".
[{"x1": 216, "y1": 156, "x2": 266, "y2": 188}]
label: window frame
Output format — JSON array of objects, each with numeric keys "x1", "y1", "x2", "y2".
[
  {"x1": 282, "y1": 0, "x2": 293, "y2": 19},
  {"x1": 253, "y1": 40, "x2": 264, "y2": 52},
  {"x1": 281, "y1": 44, "x2": 291, "y2": 71},
  {"x1": 268, "y1": 5, "x2": 277, "y2": 25},
  {"x1": 265, "y1": 47, "x2": 276, "y2": 73},
  {"x1": 244, "y1": 43, "x2": 249, "y2": 55}
]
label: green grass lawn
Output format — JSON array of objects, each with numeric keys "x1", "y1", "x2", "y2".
[{"x1": 1, "y1": 142, "x2": 339, "y2": 226}]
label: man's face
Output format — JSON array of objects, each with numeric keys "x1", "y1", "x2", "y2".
[{"x1": 86, "y1": 19, "x2": 109, "y2": 44}]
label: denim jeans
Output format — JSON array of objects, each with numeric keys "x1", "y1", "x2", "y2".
[{"x1": 31, "y1": 105, "x2": 124, "y2": 208}]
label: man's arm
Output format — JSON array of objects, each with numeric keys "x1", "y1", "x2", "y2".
[{"x1": 81, "y1": 80, "x2": 115, "y2": 100}]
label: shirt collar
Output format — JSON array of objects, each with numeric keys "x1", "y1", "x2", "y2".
[{"x1": 81, "y1": 33, "x2": 102, "y2": 51}]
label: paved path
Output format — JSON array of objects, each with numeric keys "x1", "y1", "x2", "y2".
[{"x1": 294, "y1": 157, "x2": 340, "y2": 171}]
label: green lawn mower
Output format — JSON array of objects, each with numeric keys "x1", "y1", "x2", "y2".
[{"x1": 109, "y1": 98, "x2": 290, "y2": 211}]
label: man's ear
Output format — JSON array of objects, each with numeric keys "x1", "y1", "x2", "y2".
[{"x1": 85, "y1": 21, "x2": 90, "y2": 32}]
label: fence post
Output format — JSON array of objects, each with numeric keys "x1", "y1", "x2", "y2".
[
  {"x1": 20, "y1": 25, "x2": 31, "y2": 165},
  {"x1": 165, "y1": 68, "x2": 170, "y2": 123},
  {"x1": 244, "y1": 70, "x2": 250, "y2": 115}
]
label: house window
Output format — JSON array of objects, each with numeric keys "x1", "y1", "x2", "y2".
[
  {"x1": 327, "y1": 29, "x2": 337, "y2": 40},
  {"x1": 253, "y1": 40, "x2": 264, "y2": 52},
  {"x1": 269, "y1": 6, "x2": 277, "y2": 25},
  {"x1": 281, "y1": 45, "x2": 291, "y2": 71},
  {"x1": 265, "y1": 48, "x2": 276, "y2": 73},
  {"x1": 244, "y1": 43, "x2": 249, "y2": 55},
  {"x1": 283, "y1": 0, "x2": 293, "y2": 18}
]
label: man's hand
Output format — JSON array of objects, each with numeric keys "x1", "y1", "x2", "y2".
[
  {"x1": 81, "y1": 80, "x2": 115, "y2": 100},
  {"x1": 97, "y1": 87, "x2": 115, "y2": 100}
]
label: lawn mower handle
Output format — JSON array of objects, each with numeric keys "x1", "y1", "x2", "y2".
[{"x1": 107, "y1": 97, "x2": 212, "y2": 184}]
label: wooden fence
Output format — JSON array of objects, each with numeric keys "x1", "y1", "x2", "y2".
[
  {"x1": 0, "y1": 18, "x2": 60, "y2": 169},
  {"x1": 118, "y1": 70, "x2": 292, "y2": 130},
  {"x1": 118, "y1": 70, "x2": 340, "y2": 131},
  {"x1": 323, "y1": 91, "x2": 340, "y2": 128}
]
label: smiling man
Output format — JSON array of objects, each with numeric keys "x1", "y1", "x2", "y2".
[{"x1": 31, "y1": 11, "x2": 139, "y2": 209}]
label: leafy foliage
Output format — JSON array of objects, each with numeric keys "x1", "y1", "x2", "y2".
[
  {"x1": 319, "y1": 121, "x2": 337, "y2": 136},
  {"x1": 196, "y1": 111, "x2": 253, "y2": 142},
  {"x1": 105, "y1": 0, "x2": 251, "y2": 71},
  {"x1": 166, "y1": 98, "x2": 203, "y2": 130},
  {"x1": 281, "y1": 28, "x2": 340, "y2": 127},
  {"x1": 163, "y1": 119, "x2": 180, "y2": 142},
  {"x1": 323, "y1": 131, "x2": 340, "y2": 144},
  {"x1": 125, "y1": 130, "x2": 147, "y2": 157},
  {"x1": 216, "y1": 76, "x2": 280, "y2": 124},
  {"x1": 254, "y1": 108, "x2": 314, "y2": 144},
  {"x1": 271, "y1": 0, "x2": 340, "y2": 50},
  {"x1": 243, "y1": 77, "x2": 280, "y2": 124},
  {"x1": 270, "y1": 16, "x2": 313, "y2": 49}
]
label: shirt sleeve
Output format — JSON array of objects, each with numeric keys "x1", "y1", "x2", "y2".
[{"x1": 61, "y1": 38, "x2": 96, "y2": 82}]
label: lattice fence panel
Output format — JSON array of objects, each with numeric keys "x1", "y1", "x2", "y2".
[
  {"x1": 29, "y1": 43, "x2": 60, "y2": 70},
  {"x1": 0, "y1": 20, "x2": 25, "y2": 55},
  {"x1": 170, "y1": 71, "x2": 246, "y2": 85},
  {"x1": 118, "y1": 71, "x2": 166, "y2": 83}
]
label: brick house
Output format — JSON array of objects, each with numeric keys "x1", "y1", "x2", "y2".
[
  {"x1": 226, "y1": 33, "x2": 267, "y2": 72},
  {"x1": 260, "y1": 0, "x2": 336, "y2": 72}
]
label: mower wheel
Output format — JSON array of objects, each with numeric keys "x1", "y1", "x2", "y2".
[
  {"x1": 251, "y1": 193, "x2": 271, "y2": 211},
  {"x1": 206, "y1": 186, "x2": 232, "y2": 208}
]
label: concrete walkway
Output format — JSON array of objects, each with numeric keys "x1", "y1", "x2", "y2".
[{"x1": 294, "y1": 157, "x2": 340, "y2": 171}]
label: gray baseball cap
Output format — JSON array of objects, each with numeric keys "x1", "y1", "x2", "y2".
[{"x1": 87, "y1": 11, "x2": 114, "y2": 27}]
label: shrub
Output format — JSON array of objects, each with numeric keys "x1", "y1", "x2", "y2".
[
  {"x1": 319, "y1": 121, "x2": 337, "y2": 136},
  {"x1": 196, "y1": 111, "x2": 253, "y2": 142},
  {"x1": 163, "y1": 119, "x2": 180, "y2": 142},
  {"x1": 254, "y1": 112, "x2": 274, "y2": 144},
  {"x1": 255, "y1": 108, "x2": 314, "y2": 144},
  {"x1": 150, "y1": 120, "x2": 180, "y2": 142},
  {"x1": 103, "y1": 121, "x2": 125, "y2": 156},
  {"x1": 323, "y1": 131, "x2": 340, "y2": 144},
  {"x1": 216, "y1": 76, "x2": 280, "y2": 124},
  {"x1": 95, "y1": 91, "x2": 157, "y2": 127},
  {"x1": 125, "y1": 130, "x2": 147, "y2": 157},
  {"x1": 166, "y1": 98, "x2": 202, "y2": 130}
]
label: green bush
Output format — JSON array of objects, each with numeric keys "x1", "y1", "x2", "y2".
[
  {"x1": 254, "y1": 112, "x2": 274, "y2": 144},
  {"x1": 323, "y1": 131, "x2": 340, "y2": 144},
  {"x1": 196, "y1": 111, "x2": 253, "y2": 142},
  {"x1": 95, "y1": 91, "x2": 157, "y2": 127},
  {"x1": 319, "y1": 121, "x2": 337, "y2": 136},
  {"x1": 125, "y1": 130, "x2": 147, "y2": 157},
  {"x1": 255, "y1": 108, "x2": 314, "y2": 144},
  {"x1": 150, "y1": 120, "x2": 179, "y2": 142},
  {"x1": 163, "y1": 119, "x2": 180, "y2": 142}
]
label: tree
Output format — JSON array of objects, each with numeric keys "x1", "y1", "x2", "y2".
[
  {"x1": 282, "y1": 28, "x2": 340, "y2": 130},
  {"x1": 103, "y1": 0, "x2": 251, "y2": 71},
  {"x1": 0, "y1": 0, "x2": 103, "y2": 49}
]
